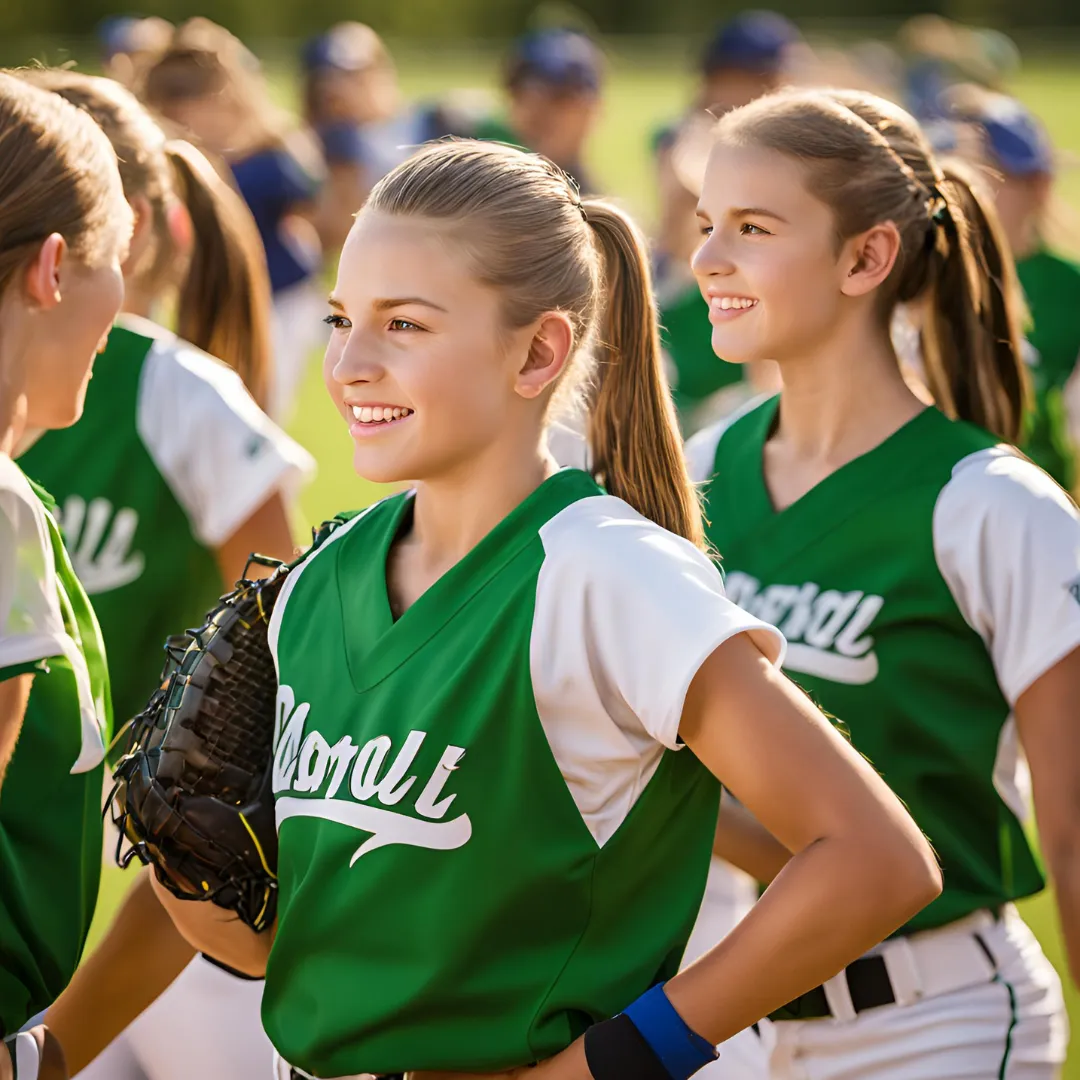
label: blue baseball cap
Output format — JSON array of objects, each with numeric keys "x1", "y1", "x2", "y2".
[
  {"x1": 97, "y1": 15, "x2": 143, "y2": 59},
  {"x1": 962, "y1": 95, "x2": 1054, "y2": 176},
  {"x1": 506, "y1": 28, "x2": 603, "y2": 93},
  {"x1": 702, "y1": 10, "x2": 800, "y2": 75},
  {"x1": 303, "y1": 23, "x2": 386, "y2": 74}
]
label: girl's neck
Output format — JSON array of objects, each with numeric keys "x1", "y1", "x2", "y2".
[
  {"x1": 0, "y1": 313, "x2": 29, "y2": 459},
  {"x1": 765, "y1": 319, "x2": 925, "y2": 511},
  {"x1": 0, "y1": 395, "x2": 28, "y2": 459},
  {"x1": 388, "y1": 426, "x2": 556, "y2": 616}
]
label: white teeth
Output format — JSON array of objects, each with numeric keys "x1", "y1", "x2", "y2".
[
  {"x1": 715, "y1": 297, "x2": 756, "y2": 311},
  {"x1": 350, "y1": 405, "x2": 412, "y2": 424}
]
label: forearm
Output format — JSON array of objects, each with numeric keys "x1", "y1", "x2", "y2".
[
  {"x1": 714, "y1": 796, "x2": 790, "y2": 884},
  {"x1": 45, "y1": 869, "x2": 194, "y2": 1073},
  {"x1": 668, "y1": 830, "x2": 936, "y2": 1046},
  {"x1": 1045, "y1": 844, "x2": 1080, "y2": 987}
]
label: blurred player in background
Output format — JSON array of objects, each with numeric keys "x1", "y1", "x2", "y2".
[
  {"x1": 0, "y1": 72, "x2": 133, "y2": 1080},
  {"x1": 141, "y1": 18, "x2": 326, "y2": 422},
  {"x1": 96, "y1": 15, "x2": 173, "y2": 90},
  {"x1": 13, "y1": 70, "x2": 313, "y2": 1080},
  {"x1": 301, "y1": 22, "x2": 475, "y2": 251},
  {"x1": 694, "y1": 10, "x2": 802, "y2": 117},
  {"x1": 474, "y1": 26, "x2": 604, "y2": 194},
  {"x1": 953, "y1": 90, "x2": 1080, "y2": 495}
]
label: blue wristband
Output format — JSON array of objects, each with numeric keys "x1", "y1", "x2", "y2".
[{"x1": 622, "y1": 983, "x2": 719, "y2": 1080}]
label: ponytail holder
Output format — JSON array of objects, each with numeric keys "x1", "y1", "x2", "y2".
[
  {"x1": 926, "y1": 185, "x2": 949, "y2": 225},
  {"x1": 573, "y1": 199, "x2": 589, "y2": 224}
]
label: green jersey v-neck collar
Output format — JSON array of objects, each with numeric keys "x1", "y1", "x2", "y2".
[
  {"x1": 735, "y1": 397, "x2": 944, "y2": 534},
  {"x1": 337, "y1": 468, "x2": 603, "y2": 693}
]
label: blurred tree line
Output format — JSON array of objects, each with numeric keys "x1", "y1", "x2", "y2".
[{"x1": 2, "y1": 0, "x2": 1078, "y2": 39}]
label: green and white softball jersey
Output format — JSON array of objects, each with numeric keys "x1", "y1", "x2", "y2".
[
  {"x1": 19, "y1": 315, "x2": 314, "y2": 727},
  {"x1": 0, "y1": 456, "x2": 110, "y2": 1036},
  {"x1": 264, "y1": 467, "x2": 783, "y2": 1076},
  {"x1": 688, "y1": 397, "x2": 1080, "y2": 933}
]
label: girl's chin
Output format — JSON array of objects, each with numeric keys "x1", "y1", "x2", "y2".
[
  {"x1": 351, "y1": 451, "x2": 414, "y2": 489},
  {"x1": 707, "y1": 336, "x2": 758, "y2": 367}
]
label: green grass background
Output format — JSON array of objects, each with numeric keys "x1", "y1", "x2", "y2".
[{"x1": 90, "y1": 46, "x2": 1080, "y2": 1072}]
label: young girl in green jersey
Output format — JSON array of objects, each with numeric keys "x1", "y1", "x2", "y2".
[
  {"x1": 12, "y1": 72, "x2": 313, "y2": 1080},
  {"x1": 688, "y1": 87, "x2": 1079, "y2": 1079},
  {"x1": 0, "y1": 73, "x2": 133, "y2": 1079},
  {"x1": 150, "y1": 138, "x2": 941, "y2": 1080}
]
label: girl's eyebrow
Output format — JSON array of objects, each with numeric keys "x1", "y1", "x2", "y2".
[
  {"x1": 372, "y1": 297, "x2": 449, "y2": 313},
  {"x1": 732, "y1": 206, "x2": 789, "y2": 223}
]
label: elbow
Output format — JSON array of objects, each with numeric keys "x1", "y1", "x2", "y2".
[{"x1": 887, "y1": 831, "x2": 943, "y2": 923}]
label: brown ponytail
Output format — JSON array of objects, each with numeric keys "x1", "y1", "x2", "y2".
[
  {"x1": 583, "y1": 202, "x2": 703, "y2": 545},
  {"x1": 722, "y1": 88, "x2": 1028, "y2": 442},
  {"x1": 367, "y1": 140, "x2": 702, "y2": 547},
  {"x1": 919, "y1": 161, "x2": 1026, "y2": 443},
  {"x1": 167, "y1": 140, "x2": 274, "y2": 412}
]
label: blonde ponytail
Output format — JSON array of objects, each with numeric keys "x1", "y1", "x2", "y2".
[{"x1": 584, "y1": 201, "x2": 703, "y2": 546}]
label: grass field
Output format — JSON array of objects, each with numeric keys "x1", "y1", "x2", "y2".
[{"x1": 87, "y1": 43, "x2": 1080, "y2": 1075}]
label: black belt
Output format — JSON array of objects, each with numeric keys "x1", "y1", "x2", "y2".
[
  {"x1": 769, "y1": 954, "x2": 896, "y2": 1020},
  {"x1": 770, "y1": 909, "x2": 1003, "y2": 1022}
]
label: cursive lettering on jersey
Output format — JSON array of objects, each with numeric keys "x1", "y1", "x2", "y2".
[{"x1": 272, "y1": 685, "x2": 472, "y2": 863}]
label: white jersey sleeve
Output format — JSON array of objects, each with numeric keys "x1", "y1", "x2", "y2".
[
  {"x1": 137, "y1": 339, "x2": 316, "y2": 548},
  {"x1": 0, "y1": 456, "x2": 67, "y2": 674},
  {"x1": 529, "y1": 493, "x2": 784, "y2": 847},
  {"x1": 933, "y1": 446, "x2": 1080, "y2": 705}
]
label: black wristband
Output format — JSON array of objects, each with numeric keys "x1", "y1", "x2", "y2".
[{"x1": 584, "y1": 1014, "x2": 672, "y2": 1080}]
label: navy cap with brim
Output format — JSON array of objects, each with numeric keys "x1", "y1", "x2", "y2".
[
  {"x1": 960, "y1": 95, "x2": 1054, "y2": 176},
  {"x1": 97, "y1": 15, "x2": 141, "y2": 59},
  {"x1": 702, "y1": 10, "x2": 800, "y2": 75},
  {"x1": 507, "y1": 28, "x2": 602, "y2": 92},
  {"x1": 303, "y1": 24, "x2": 382, "y2": 74}
]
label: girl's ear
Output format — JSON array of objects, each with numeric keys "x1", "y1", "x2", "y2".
[
  {"x1": 23, "y1": 234, "x2": 67, "y2": 310},
  {"x1": 515, "y1": 312, "x2": 575, "y2": 400},
  {"x1": 840, "y1": 221, "x2": 902, "y2": 298}
]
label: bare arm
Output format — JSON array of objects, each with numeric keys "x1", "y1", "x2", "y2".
[
  {"x1": 46, "y1": 870, "x2": 191, "y2": 1061},
  {"x1": 714, "y1": 794, "x2": 790, "y2": 885},
  {"x1": 667, "y1": 636, "x2": 940, "y2": 1044},
  {"x1": 1015, "y1": 644, "x2": 1080, "y2": 987},
  {"x1": 0, "y1": 673, "x2": 32, "y2": 789},
  {"x1": 213, "y1": 491, "x2": 297, "y2": 586},
  {"x1": 44, "y1": 869, "x2": 195, "y2": 1073}
]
